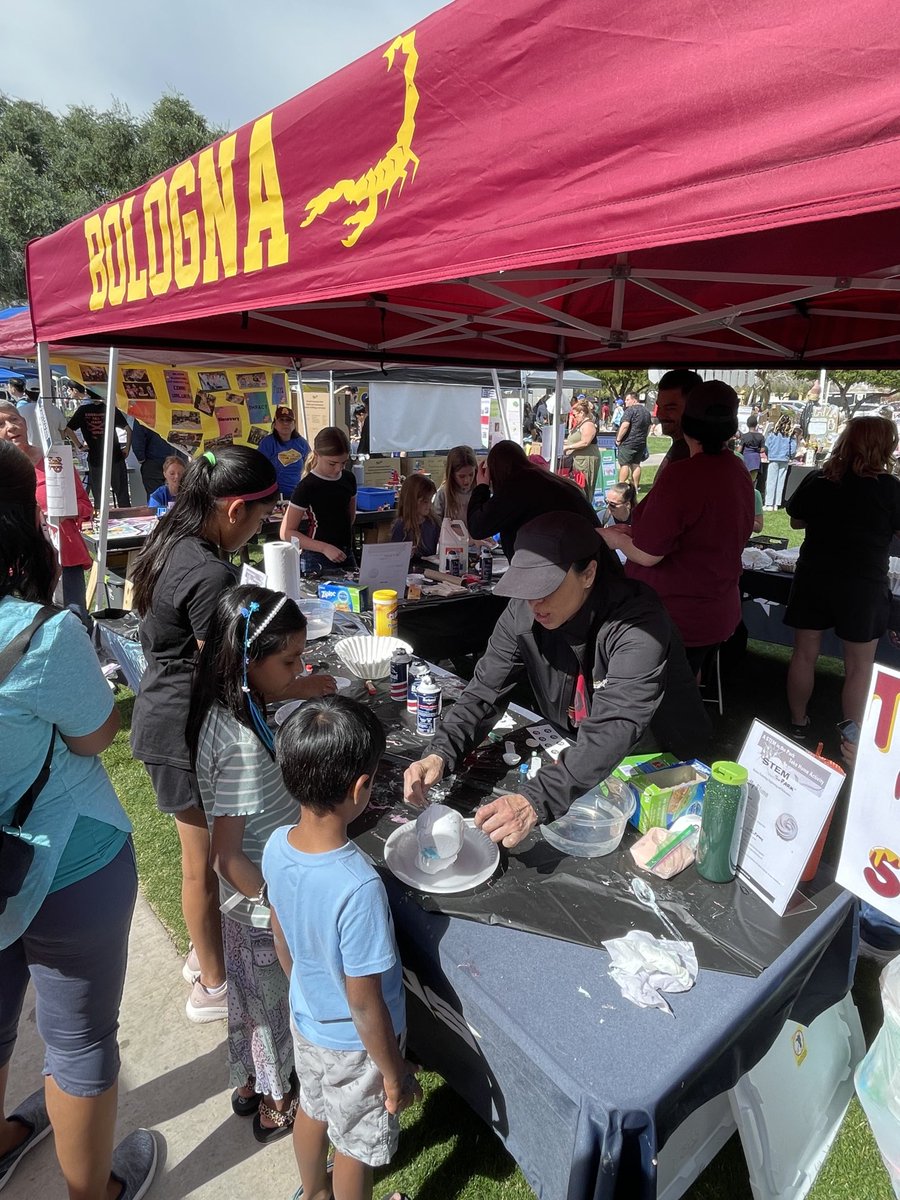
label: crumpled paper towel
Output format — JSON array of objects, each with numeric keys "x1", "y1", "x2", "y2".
[{"x1": 602, "y1": 930, "x2": 698, "y2": 1015}]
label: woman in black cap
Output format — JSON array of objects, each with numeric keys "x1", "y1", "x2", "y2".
[{"x1": 404, "y1": 511, "x2": 709, "y2": 847}]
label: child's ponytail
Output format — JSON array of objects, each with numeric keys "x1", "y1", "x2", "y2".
[
  {"x1": 302, "y1": 426, "x2": 350, "y2": 477},
  {"x1": 132, "y1": 445, "x2": 276, "y2": 615}
]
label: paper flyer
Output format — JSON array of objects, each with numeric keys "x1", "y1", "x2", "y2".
[{"x1": 736, "y1": 719, "x2": 843, "y2": 915}]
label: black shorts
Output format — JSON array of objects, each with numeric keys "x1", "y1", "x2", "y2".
[
  {"x1": 617, "y1": 445, "x2": 644, "y2": 466},
  {"x1": 145, "y1": 760, "x2": 203, "y2": 815},
  {"x1": 784, "y1": 570, "x2": 891, "y2": 643}
]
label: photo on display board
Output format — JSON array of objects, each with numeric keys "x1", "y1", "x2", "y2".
[
  {"x1": 224, "y1": 391, "x2": 246, "y2": 404},
  {"x1": 79, "y1": 363, "x2": 108, "y2": 383},
  {"x1": 272, "y1": 374, "x2": 286, "y2": 405},
  {"x1": 123, "y1": 368, "x2": 150, "y2": 383},
  {"x1": 171, "y1": 409, "x2": 202, "y2": 429},
  {"x1": 198, "y1": 371, "x2": 230, "y2": 392},
  {"x1": 236, "y1": 371, "x2": 266, "y2": 389},
  {"x1": 246, "y1": 426, "x2": 267, "y2": 446},
  {"x1": 193, "y1": 391, "x2": 216, "y2": 416},
  {"x1": 205, "y1": 434, "x2": 235, "y2": 451},
  {"x1": 127, "y1": 400, "x2": 157, "y2": 425},
  {"x1": 124, "y1": 381, "x2": 156, "y2": 400},
  {"x1": 168, "y1": 430, "x2": 202, "y2": 454},
  {"x1": 164, "y1": 370, "x2": 192, "y2": 403},
  {"x1": 244, "y1": 391, "x2": 270, "y2": 424},
  {"x1": 216, "y1": 406, "x2": 242, "y2": 439}
]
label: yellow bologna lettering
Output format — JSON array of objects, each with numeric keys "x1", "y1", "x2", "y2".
[
  {"x1": 143, "y1": 176, "x2": 173, "y2": 297},
  {"x1": 84, "y1": 214, "x2": 107, "y2": 311},
  {"x1": 101, "y1": 203, "x2": 128, "y2": 306},
  {"x1": 244, "y1": 113, "x2": 289, "y2": 272},
  {"x1": 198, "y1": 135, "x2": 237, "y2": 283},
  {"x1": 122, "y1": 196, "x2": 147, "y2": 302},
  {"x1": 169, "y1": 161, "x2": 200, "y2": 290}
]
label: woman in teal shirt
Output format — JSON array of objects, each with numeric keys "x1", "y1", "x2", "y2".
[{"x1": 0, "y1": 444, "x2": 156, "y2": 1199}]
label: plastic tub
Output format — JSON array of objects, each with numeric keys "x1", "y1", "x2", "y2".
[
  {"x1": 542, "y1": 776, "x2": 637, "y2": 857},
  {"x1": 357, "y1": 486, "x2": 397, "y2": 512},
  {"x1": 298, "y1": 598, "x2": 334, "y2": 640}
]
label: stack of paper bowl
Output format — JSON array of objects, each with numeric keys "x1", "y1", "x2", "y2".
[{"x1": 333, "y1": 635, "x2": 413, "y2": 680}]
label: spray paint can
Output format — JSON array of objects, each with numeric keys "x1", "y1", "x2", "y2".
[
  {"x1": 389, "y1": 647, "x2": 412, "y2": 702},
  {"x1": 406, "y1": 661, "x2": 429, "y2": 716},
  {"x1": 479, "y1": 545, "x2": 493, "y2": 583},
  {"x1": 416, "y1": 676, "x2": 442, "y2": 737}
]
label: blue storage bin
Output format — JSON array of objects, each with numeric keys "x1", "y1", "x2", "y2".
[{"x1": 357, "y1": 486, "x2": 396, "y2": 511}]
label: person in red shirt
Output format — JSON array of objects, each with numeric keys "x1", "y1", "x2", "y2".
[
  {"x1": 0, "y1": 400, "x2": 93, "y2": 615},
  {"x1": 600, "y1": 381, "x2": 755, "y2": 673}
]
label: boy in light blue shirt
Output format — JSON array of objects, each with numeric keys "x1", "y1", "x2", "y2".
[{"x1": 263, "y1": 696, "x2": 419, "y2": 1200}]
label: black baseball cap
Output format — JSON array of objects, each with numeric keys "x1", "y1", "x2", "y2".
[{"x1": 494, "y1": 513, "x2": 600, "y2": 600}]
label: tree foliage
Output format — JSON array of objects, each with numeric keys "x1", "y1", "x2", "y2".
[
  {"x1": 582, "y1": 369, "x2": 653, "y2": 400},
  {"x1": 0, "y1": 93, "x2": 222, "y2": 304},
  {"x1": 824, "y1": 370, "x2": 900, "y2": 413}
]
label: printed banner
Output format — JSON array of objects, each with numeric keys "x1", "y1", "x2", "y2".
[
  {"x1": 64, "y1": 360, "x2": 289, "y2": 457},
  {"x1": 836, "y1": 666, "x2": 900, "y2": 920}
]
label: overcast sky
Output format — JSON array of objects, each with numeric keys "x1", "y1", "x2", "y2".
[{"x1": 2, "y1": 0, "x2": 448, "y2": 130}]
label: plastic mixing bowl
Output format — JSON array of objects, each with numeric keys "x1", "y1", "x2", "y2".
[
  {"x1": 298, "y1": 599, "x2": 334, "y2": 640},
  {"x1": 541, "y1": 776, "x2": 637, "y2": 857}
]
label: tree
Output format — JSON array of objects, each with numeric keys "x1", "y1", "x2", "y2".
[
  {"x1": 825, "y1": 370, "x2": 900, "y2": 415},
  {"x1": 583, "y1": 369, "x2": 653, "y2": 401},
  {"x1": 0, "y1": 93, "x2": 223, "y2": 305}
]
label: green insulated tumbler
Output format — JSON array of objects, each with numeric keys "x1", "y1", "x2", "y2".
[{"x1": 695, "y1": 761, "x2": 749, "y2": 884}]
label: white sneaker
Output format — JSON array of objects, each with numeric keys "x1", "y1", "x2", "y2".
[
  {"x1": 185, "y1": 979, "x2": 228, "y2": 1023},
  {"x1": 182, "y1": 945, "x2": 201, "y2": 985}
]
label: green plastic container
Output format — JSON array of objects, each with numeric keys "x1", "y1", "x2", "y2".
[{"x1": 695, "y1": 761, "x2": 749, "y2": 883}]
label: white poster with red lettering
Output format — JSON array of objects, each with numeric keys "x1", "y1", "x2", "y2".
[{"x1": 836, "y1": 666, "x2": 900, "y2": 917}]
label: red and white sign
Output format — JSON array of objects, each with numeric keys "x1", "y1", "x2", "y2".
[{"x1": 836, "y1": 667, "x2": 900, "y2": 919}]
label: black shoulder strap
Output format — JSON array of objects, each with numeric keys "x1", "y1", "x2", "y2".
[
  {"x1": 0, "y1": 606, "x2": 59, "y2": 688},
  {"x1": 0, "y1": 606, "x2": 60, "y2": 830}
]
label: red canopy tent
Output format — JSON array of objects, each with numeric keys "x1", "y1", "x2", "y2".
[{"x1": 24, "y1": 0, "x2": 900, "y2": 369}]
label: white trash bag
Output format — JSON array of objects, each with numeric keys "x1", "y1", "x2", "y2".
[{"x1": 855, "y1": 956, "x2": 900, "y2": 1196}]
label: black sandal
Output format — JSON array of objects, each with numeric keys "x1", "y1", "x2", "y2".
[
  {"x1": 231, "y1": 1088, "x2": 261, "y2": 1117},
  {"x1": 252, "y1": 1095, "x2": 298, "y2": 1144}
]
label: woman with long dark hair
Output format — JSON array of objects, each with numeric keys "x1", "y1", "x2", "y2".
[
  {"x1": 131, "y1": 446, "x2": 334, "y2": 1022},
  {"x1": 0, "y1": 443, "x2": 156, "y2": 1198},
  {"x1": 467, "y1": 440, "x2": 600, "y2": 561},
  {"x1": 785, "y1": 416, "x2": 900, "y2": 743}
]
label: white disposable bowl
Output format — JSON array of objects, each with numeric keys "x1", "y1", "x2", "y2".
[{"x1": 333, "y1": 635, "x2": 413, "y2": 680}]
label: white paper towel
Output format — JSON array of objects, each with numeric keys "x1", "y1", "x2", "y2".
[
  {"x1": 263, "y1": 540, "x2": 301, "y2": 602},
  {"x1": 44, "y1": 444, "x2": 78, "y2": 519}
]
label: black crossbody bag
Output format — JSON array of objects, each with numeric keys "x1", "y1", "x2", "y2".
[{"x1": 0, "y1": 606, "x2": 59, "y2": 915}]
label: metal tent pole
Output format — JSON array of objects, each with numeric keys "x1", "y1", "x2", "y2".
[
  {"x1": 551, "y1": 359, "x2": 564, "y2": 473},
  {"x1": 35, "y1": 341, "x2": 54, "y2": 453},
  {"x1": 491, "y1": 369, "x2": 511, "y2": 440},
  {"x1": 328, "y1": 371, "x2": 336, "y2": 426},
  {"x1": 95, "y1": 347, "x2": 119, "y2": 608}
]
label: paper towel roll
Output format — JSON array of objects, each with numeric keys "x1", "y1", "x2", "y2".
[
  {"x1": 263, "y1": 540, "x2": 301, "y2": 602},
  {"x1": 44, "y1": 444, "x2": 78, "y2": 519}
]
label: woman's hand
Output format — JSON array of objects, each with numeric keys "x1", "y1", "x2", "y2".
[
  {"x1": 294, "y1": 674, "x2": 338, "y2": 698},
  {"x1": 476, "y1": 460, "x2": 490, "y2": 487},
  {"x1": 403, "y1": 754, "x2": 445, "y2": 805},
  {"x1": 319, "y1": 542, "x2": 347, "y2": 563},
  {"x1": 474, "y1": 793, "x2": 538, "y2": 848},
  {"x1": 599, "y1": 524, "x2": 632, "y2": 548}
]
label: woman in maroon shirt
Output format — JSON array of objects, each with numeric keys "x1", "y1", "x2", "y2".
[{"x1": 600, "y1": 381, "x2": 755, "y2": 673}]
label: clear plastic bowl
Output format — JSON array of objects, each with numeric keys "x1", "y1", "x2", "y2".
[
  {"x1": 298, "y1": 598, "x2": 334, "y2": 640},
  {"x1": 541, "y1": 776, "x2": 637, "y2": 857}
]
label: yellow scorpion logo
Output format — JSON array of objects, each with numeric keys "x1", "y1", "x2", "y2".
[{"x1": 300, "y1": 31, "x2": 420, "y2": 247}]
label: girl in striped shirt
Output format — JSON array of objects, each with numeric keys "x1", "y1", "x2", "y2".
[{"x1": 186, "y1": 585, "x2": 308, "y2": 1144}]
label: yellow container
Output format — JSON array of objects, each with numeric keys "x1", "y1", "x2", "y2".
[{"x1": 372, "y1": 589, "x2": 398, "y2": 637}]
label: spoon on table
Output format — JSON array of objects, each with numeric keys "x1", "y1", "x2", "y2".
[{"x1": 630, "y1": 877, "x2": 683, "y2": 941}]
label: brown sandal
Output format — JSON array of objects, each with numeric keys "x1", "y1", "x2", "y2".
[{"x1": 252, "y1": 1095, "x2": 298, "y2": 1144}]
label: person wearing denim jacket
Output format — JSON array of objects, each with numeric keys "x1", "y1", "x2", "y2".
[{"x1": 764, "y1": 416, "x2": 797, "y2": 509}]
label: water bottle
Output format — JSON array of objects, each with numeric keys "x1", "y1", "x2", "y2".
[{"x1": 695, "y1": 761, "x2": 749, "y2": 883}]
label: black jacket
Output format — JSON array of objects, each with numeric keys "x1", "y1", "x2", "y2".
[
  {"x1": 466, "y1": 469, "x2": 598, "y2": 561},
  {"x1": 430, "y1": 573, "x2": 711, "y2": 823}
]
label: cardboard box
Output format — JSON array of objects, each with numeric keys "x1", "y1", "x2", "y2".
[
  {"x1": 317, "y1": 581, "x2": 370, "y2": 612},
  {"x1": 614, "y1": 754, "x2": 710, "y2": 833}
]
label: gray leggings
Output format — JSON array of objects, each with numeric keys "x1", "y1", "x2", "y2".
[{"x1": 0, "y1": 839, "x2": 137, "y2": 1097}]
